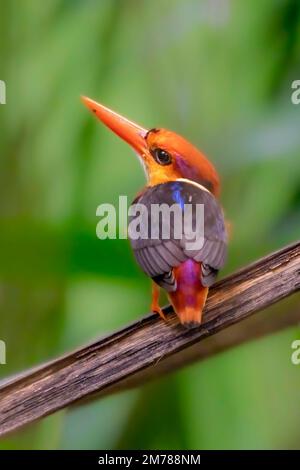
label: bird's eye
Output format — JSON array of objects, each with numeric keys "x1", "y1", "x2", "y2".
[{"x1": 152, "y1": 148, "x2": 172, "y2": 165}]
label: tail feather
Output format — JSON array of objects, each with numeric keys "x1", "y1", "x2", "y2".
[{"x1": 168, "y1": 260, "x2": 208, "y2": 328}]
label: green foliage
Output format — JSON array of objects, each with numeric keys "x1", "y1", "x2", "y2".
[{"x1": 0, "y1": 0, "x2": 300, "y2": 450}]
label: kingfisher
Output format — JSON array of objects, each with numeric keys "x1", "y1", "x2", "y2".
[{"x1": 82, "y1": 96, "x2": 227, "y2": 328}]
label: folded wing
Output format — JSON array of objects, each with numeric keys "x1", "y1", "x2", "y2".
[{"x1": 128, "y1": 180, "x2": 227, "y2": 291}]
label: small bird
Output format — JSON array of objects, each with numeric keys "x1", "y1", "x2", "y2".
[{"x1": 82, "y1": 97, "x2": 227, "y2": 328}]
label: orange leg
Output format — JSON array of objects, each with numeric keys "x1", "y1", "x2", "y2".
[{"x1": 151, "y1": 282, "x2": 167, "y2": 321}]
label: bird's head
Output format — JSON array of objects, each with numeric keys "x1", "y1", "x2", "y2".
[{"x1": 82, "y1": 96, "x2": 220, "y2": 196}]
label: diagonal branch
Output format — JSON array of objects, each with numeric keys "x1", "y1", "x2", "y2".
[{"x1": 0, "y1": 241, "x2": 299, "y2": 437}]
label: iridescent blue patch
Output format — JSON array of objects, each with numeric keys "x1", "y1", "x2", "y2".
[{"x1": 170, "y1": 182, "x2": 185, "y2": 210}]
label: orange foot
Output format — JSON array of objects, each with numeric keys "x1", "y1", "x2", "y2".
[{"x1": 151, "y1": 282, "x2": 167, "y2": 321}]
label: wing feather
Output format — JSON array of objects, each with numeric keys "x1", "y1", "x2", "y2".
[{"x1": 128, "y1": 180, "x2": 227, "y2": 288}]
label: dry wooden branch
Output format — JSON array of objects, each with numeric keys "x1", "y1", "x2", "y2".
[{"x1": 0, "y1": 241, "x2": 299, "y2": 437}]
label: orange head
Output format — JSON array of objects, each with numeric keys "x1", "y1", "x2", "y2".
[{"x1": 81, "y1": 96, "x2": 220, "y2": 196}]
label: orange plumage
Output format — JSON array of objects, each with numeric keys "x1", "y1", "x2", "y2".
[{"x1": 169, "y1": 260, "x2": 208, "y2": 326}]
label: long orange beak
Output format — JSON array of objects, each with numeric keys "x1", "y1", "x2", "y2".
[{"x1": 81, "y1": 96, "x2": 148, "y2": 155}]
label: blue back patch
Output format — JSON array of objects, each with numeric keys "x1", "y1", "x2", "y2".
[{"x1": 170, "y1": 182, "x2": 185, "y2": 210}]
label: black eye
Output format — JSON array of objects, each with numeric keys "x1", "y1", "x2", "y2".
[{"x1": 152, "y1": 148, "x2": 172, "y2": 165}]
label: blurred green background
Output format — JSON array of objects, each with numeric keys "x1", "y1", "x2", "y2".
[{"x1": 0, "y1": 0, "x2": 300, "y2": 450}]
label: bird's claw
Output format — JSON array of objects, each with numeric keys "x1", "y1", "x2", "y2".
[{"x1": 152, "y1": 306, "x2": 167, "y2": 322}]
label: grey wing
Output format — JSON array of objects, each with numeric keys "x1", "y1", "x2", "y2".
[
  {"x1": 180, "y1": 188, "x2": 227, "y2": 286},
  {"x1": 130, "y1": 238, "x2": 186, "y2": 291},
  {"x1": 128, "y1": 181, "x2": 227, "y2": 291}
]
